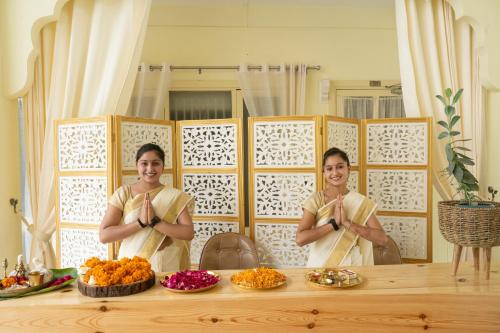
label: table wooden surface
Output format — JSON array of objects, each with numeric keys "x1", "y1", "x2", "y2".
[{"x1": 1, "y1": 263, "x2": 499, "y2": 333}]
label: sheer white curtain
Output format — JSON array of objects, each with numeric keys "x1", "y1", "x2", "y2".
[
  {"x1": 379, "y1": 96, "x2": 406, "y2": 118},
  {"x1": 343, "y1": 96, "x2": 374, "y2": 119},
  {"x1": 237, "y1": 64, "x2": 307, "y2": 116},
  {"x1": 396, "y1": 0, "x2": 484, "y2": 199},
  {"x1": 127, "y1": 63, "x2": 171, "y2": 119},
  {"x1": 23, "y1": 0, "x2": 150, "y2": 267}
]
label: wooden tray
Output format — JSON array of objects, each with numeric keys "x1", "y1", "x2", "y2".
[{"x1": 78, "y1": 272, "x2": 155, "y2": 298}]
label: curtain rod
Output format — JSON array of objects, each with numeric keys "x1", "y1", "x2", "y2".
[{"x1": 140, "y1": 64, "x2": 321, "y2": 73}]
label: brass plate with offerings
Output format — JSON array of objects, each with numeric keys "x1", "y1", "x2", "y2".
[{"x1": 306, "y1": 268, "x2": 363, "y2": 288}]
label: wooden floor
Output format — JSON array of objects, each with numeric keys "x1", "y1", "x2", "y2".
[{"x1": 1, "y1": 263, "x2": 499, "y2": 332}]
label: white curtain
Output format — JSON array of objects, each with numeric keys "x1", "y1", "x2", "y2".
[
  {"x1": 127, "y1": 63, "x2": 172, "y2": 119},
  {"x1": 23, "y1": 0, "x2": 151, "y2": 267},
  {"x1": 237, "y1": 64, "x2": 307, "y2": 116},
  {"x1": 395, "y1": 0, "x2": 485, "y2": 199},
  {"x1": 379, "y1": 96, "x2": 406, "y2": 118},
  {"x1": 343, "y1": 96, "x2": 374, "y2": 119}
]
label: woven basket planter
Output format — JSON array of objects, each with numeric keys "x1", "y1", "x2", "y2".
[{"x1": 438, "y1": 201, "x2": 500, "y2": 247}]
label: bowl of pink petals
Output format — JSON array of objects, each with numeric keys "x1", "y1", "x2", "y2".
[{"x1": 160, "y1": 270, "x2": 220, "y2": 293}]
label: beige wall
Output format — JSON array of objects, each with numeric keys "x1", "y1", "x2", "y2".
[
  {"x1": 143, "y1": 1, "x2": 401, "y2": 116},
  {"x1": 145, "y1": 1, "x2": 500, "y2": 263},
  {"x1": 0, "y1": 1, "x2": 22, "y2": 267},
  {"x1": 1, "y1": 0, "x2": 64, "y2": 97}
]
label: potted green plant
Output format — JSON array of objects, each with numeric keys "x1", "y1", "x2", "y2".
[{"x1": 436, "y1": 88, "x2": 500, "y2": 279}]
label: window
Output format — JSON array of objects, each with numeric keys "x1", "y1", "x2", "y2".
[
  {"x1": 334, "y1": 81, "x2": 405, "y2": 119},
  {"x1": 166, "y1": 81, "x2": 243, "y2": 120}
]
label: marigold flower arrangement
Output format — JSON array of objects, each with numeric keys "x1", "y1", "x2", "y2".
[
  {"x1": 231, "y1": 267, "x2": 286, "y2": 288},
  {"x1": 82, "y1": 256, "x2": 152, "y2": 287}
]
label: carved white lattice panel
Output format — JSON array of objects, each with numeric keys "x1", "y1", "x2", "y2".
[
  {"x1": 183, "y1": 173, "x2": 238, "y2": 216},
  {"x1": 327, "y1": 121, "x2": 359, "y2": 165},
  {"x1": 122, "y1": 173, "x2": 173, "y2": 188},
  {"x1": 379, "y1": 216, "x2": 427, "y2": 260},
  {"x1": 255, "y1": 223, "x2": 309, "y2": 268},
  {"x1": 367, "y1": 169, "x2": 427, "y2": 212},
  {"x1": 121, "y1": 122, "x2": 173, "y2": 170},
  {"x1": 253, "y1": 121, "x2": 316, "y2": 168},
  {"x1": 347, "y1": 171, "x2": 359, "y2": 192},
  {"x1": 367, "y1": 123, "x2": 428, "y2": 165},
  {"x1": 58, "y1": 123, "x2": 107, "y2": 171},
  {"x1": 60, "y1": 228, "x2": 108, "y2": 268},
  {"x1": 58, "y1": 176, "x2": 107, "y2": 224},
  {"x1": 181, "y1": 124, "x2": 237, "y2": 168},
  {"x1": 255, "y1": 173, "x2": 316, "y2": 218},
  {"x1": 190, "y1": 221, "x2": 240, "y2": 264}
]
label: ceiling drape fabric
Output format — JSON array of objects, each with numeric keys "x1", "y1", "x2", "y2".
[
  {"x1": 395, "y1": 0, "x2": 485, "y2": 200},
  {"x1": 237, "y1": 63, "x2": 307, "y2": 116},
  {"x1": 22, "y1": 0, "x2": 151, "y2": 267},
  {"x1": 127, "y1": 63, "x2": 172, "y2": 119}
]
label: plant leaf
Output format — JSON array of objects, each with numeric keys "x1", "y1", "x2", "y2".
[
  {"x1": 445, "y1": 88, "x2": 452, "y2": 98},
  {"x1": 436, "y1": 95, "x2": 446, "y2": 105},
  {"x1": 445, "y1": 105, "x2": 455, "y2": 117},
  {"x1": 450, "y1": 115, "x2": 460, "y2": 129},
  {"x1": 454, "y1": 165, "x2": 464, "y2": 182},
  {"x1": 455, "y1": 146, "x2": 471, "y2": 152},
  {"x1": 438, "y1": 132, "x2": 449, "y2": 139},
  {"x1": 445, "y1": 144, "x2": 454, "y2": 162},
  {"x1": 462, "y1": 169, "x2": 478, "y2": 184},
  {"x1": 468, "y1": 183, "x2": 479, "y2": 191},
  {"x1": 458, "y1": 158, "x2": 474, "y2": 166},
  {"x1": 452, "y1": 88, "x2": 464, "y2": 105},
  {"x1": 451, "y1": 139, "x2": 472, "y2": 144},
  {"x1": 456, "y1": 152, "x2": 473, "y2": 161},
  {"x1": 437, "y1": 120, "x2": 449, "y2": 129},
  {"x1": 450, "y1": 131, "x2": 461, "y2": 136},
  {"x1": 447, "y1": 161, "x2": 456, "y2": 174}
]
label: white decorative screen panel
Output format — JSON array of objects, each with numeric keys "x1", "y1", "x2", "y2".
[
  {"x1": 379, "y1": 216, "x2": 427, "y2": 260},
  {"x1": 183, "y1": 173, "x2": 238, "y2": 216},
  {"x1": 121, "y1": 122, "x2": 173, "y2": 170},
  {"x1": 367, "y1": 169, "x2": 427, "y2": 213},
  {"x1": 253, "y1": 121, "x2": 316, "y2": 168},
  {"x1": 58, "y1": 123, "x2": 107, "y2": 171},
  {"x1": 181, "y1": 124, "x2": 237, "y2": 168},
  {"x1": 255, "y1": 223, "x2": 309, "y2": 268},
  {"x1": 58, "y1": 176, "x2": 107, "y2": 224},
  {"x1": 367, "y1": 123, "x2": 428, "y2": 165},
  {"x1": 347, "y1": 171, "x2": 359, "y2": 193},
  {"x1": 254, "y1": 173, "x2": 316, "y2": 218},
  {"x1": 327, "y1": 121, "x2": 358, "y2": 165},
  {"x1": 122, "y1": 173, "x2": 173, "y2": 188},
  {"x1": 60, "y1": 228, "x2": 108, "y2": 268},
  {"x1": 191, "y1": 221, "x2": 240, "y2": 264}
]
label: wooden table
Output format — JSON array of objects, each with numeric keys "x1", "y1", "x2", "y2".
[{"x1": 1, "y1": 263, "x2": 499, "y2": 333}]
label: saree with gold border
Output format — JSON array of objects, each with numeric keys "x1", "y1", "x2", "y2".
[
  {"x1": 303, "y1": 191, "x2": 377, "y2": 267},
  {"x1": 109, "y1": 185, "x2": 194, "y2": 272}
]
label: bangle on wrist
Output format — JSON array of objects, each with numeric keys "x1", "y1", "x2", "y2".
[
  {"x1": 137, "y1": 218, "x2": 147, "y2": 228},
  {"x1": 328, "y1": 218, "x2": 339, "y2": 231},
  {"x1": 149, "y1": 216, "x2": 161, "y2": 228}
]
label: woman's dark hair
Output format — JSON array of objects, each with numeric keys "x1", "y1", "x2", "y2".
[
  {"x1": 136, "y1": 143, "x2": 165, "y2": 164},
  {"x1": 322, "y1": 147, "x2": 350, "y2": 168}
]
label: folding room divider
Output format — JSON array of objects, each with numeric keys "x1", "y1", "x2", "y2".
[{"x1": 55, "y1": 115, "x2": 431, "y2": 268}]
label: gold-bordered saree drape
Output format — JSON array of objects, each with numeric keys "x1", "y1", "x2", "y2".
[
  {"x1": 116, "y1": 185, "x2": 194, "y2": 272},
  {"x1": 305, "y1": 191, "x2": 377, "y2": 267}
]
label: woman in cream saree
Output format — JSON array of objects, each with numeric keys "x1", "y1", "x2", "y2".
[
  {"x1": 100, "y1": 144, "x2": 195, "y2": 272},
  {"x1": 296, "y1": 147, "x2": 388, "y2": 267}
]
